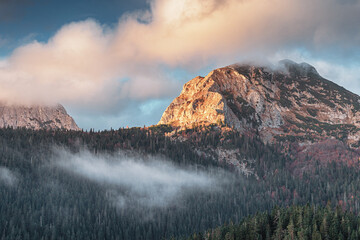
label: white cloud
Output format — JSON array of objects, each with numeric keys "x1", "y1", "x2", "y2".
[
  {"x1": 55, "y1": 149, "x2": 222, "y2": 208},
  {"x1": 0, "y1": 19, "x2": 181, "y2": 108}
]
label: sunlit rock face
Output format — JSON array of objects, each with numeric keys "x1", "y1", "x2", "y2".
[
  {"x1": 0, "y1": 103, "x2": 80, "y2": 131},
  {"x1": 159, "y1": 60, "x2": 360, "y2": 147}
]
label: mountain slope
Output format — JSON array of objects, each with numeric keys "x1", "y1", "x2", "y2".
[
  {"x1": 159, "y1": 60, "x2": 360, "y2": 147},
  {"x1": 0, "y1": 103, "x2": 80, "y2": 130},
  {"x1": 187, "y1": 205, "x2": 360, "y2": 240}
]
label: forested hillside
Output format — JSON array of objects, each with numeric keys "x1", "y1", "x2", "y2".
[
  {"x1": 0, "y1": 127, "x2": 360, "y2": 239},
  {"x1": 187, "y1": 205, "x2": 360, "y2": 240}
]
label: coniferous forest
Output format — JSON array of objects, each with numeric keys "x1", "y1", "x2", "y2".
[
  {"x1": 1, "y1": 0, "x2": 360, "y2": 239},
  {"x1": 187, "y1": 205, "x2": 360, "y2": 240},
  {"x1": 0, "y1": 126, "x2": 360, "y2": 239}
]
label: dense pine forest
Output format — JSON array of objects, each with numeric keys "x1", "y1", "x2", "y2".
[
  {"x1": 0, "y1": 126, "x2": 360, "y2": 239},
  {"x1": 187, "y1": 205, "x2": 360, "y2": 240}
]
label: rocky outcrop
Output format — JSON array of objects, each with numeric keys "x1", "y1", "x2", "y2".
[
  {"x1": 0, "y1": 103, "x2": 80, "y2": 131},
  {"x1": 159, "y1": 60, "x2": 360, "y2": 147}
]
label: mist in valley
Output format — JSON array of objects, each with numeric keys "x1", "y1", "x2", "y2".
[
  {"x1": 0, "y1": 167, "x2": 17, "y2": 186},
  {"x1": 52, "y1": 148, "x2": 228, "y2": 210}
]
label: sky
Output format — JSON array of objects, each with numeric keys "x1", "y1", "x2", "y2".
[{"x1": 0, "y1": 0, "x2": 360, "y2": 130}]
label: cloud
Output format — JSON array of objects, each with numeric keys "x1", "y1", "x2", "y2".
[
  {"x1": 0, "y1": 0, "x2": 360, "y2": 125},
  {"x1": 0, "y1": 19, "x2": 180, "y2": 108},
  {"x1": 0, "y1": 167, "x2": 18, "y2": 186},
  {"x1": 113, "y1": 0, "x2": 360, "y2": 65},
  {"x1": 54, "y1": 149, "x2": 222, "y2": 208}
]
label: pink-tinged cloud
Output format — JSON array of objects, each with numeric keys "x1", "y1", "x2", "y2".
[{"x1": 0, "y1": 0, "x2": 359, "y2": 109}]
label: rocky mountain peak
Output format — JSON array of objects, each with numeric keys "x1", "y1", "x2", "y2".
[
  {"x1": 159, "y1": 60, "x2": 360, "y2": 147},
  {"x1": 0, "y1": 103, "x2": 80, "y2": 131},
  {"x1": 278, "y1": 59, "x2": 319, "y2": 77}
]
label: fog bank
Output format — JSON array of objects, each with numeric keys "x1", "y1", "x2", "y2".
[{"x1": 54, "y1": 149, "x2": 223, "y2": 208}]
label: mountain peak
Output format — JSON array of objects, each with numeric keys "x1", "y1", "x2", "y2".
[
  {"x1": 0, "y1": 103, "x2": 80, "y2": 131},
  {"x1": 278, "y1": 59, "x2": 319, "y2": 77},
  {"x1": 159, "y1": 60, "x2": 360, "y2": 147}
]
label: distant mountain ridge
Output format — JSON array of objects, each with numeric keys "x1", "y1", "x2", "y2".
[
  {"x1": 0, "y1": 103, "x2": 80, "y2": 131},
  {"x1": 159, "y1": 60, "x2": 360, "y2": 148}
]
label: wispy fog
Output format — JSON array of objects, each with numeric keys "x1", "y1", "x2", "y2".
[
  {"x1": 0, "y1": 167, "x2": 17, "y2": 186},
  {"x1": 54, "y1": 149, "x2": 223, "y2": 208}
]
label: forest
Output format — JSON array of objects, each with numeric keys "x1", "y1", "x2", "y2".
[
  {"x1": 187, "y1": 205, "x2": 360, "y2": 240},
  {"x1": 0, "y1": 126, "x2": 360, "y2": 239}
]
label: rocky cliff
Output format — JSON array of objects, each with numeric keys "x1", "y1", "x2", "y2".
[
  {"x1": 159, "y1": 60, "x2": 360, "y2": 147},
  {"x1": 0, "y1": 103, "x2": 80, "y2": 131}
]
